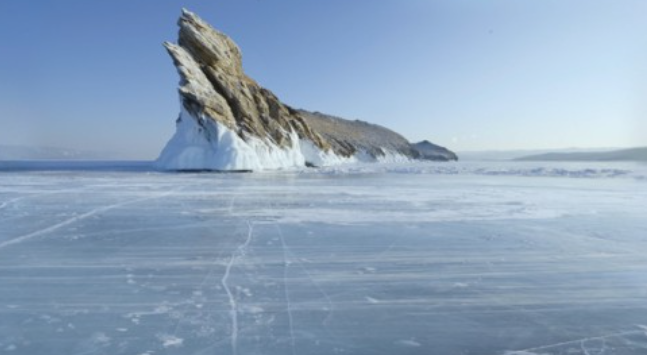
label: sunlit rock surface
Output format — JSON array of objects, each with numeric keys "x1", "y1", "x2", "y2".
[{"x1": 157, "y1": 10, "x2": 456, "y2": 171}]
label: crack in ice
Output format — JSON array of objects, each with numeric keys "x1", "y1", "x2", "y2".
[
  {"x1": 0, "y1": 196, "x2": 22, "y2": 210},
  {"x1": 228, "y1": 195, "x2": 237, "y2": 214},
  {"x1": 0, "y1": 187, "x2": 92, "y2": 211},
  {"x1": 506, "y1": 329, "x2": 642, "y2": 354},
  {"x1": 580, "y1": 337, "x2": 608, "y2": 355},
  {"x1": 221, "y1": 221, "x2": 254, "y2": 355},
  {"x1": 0, "y1": 190, "x2": 179, "y2": 250},
  {"x1": 276, "y1": 223, "x2": 297, "y2": 355},
  {"x1": 580, "y1": 339, "x2": 591, "y2": 355},
  {"x1": 284, "y1": 241, "x2": 336, "y2": 332}
]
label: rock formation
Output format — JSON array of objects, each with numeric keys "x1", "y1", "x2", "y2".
[
  {"x1": 411, "y1": 140, "x2": 458, "y2": 161},
  {"x1": 157, "y1": 9, "x2": 456, "y2": 171}
]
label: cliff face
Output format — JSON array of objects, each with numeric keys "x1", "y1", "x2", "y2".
[{"x1": 157, "y1": 9, "x2": 456, "y2": 170}]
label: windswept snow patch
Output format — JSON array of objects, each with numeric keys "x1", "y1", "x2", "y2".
[
  {"x1": 299, "y1": 139, "x2": 355, "y2": 167},
  {"x1": 157, "y1": 334, "x2": 183, "y2": 348}
]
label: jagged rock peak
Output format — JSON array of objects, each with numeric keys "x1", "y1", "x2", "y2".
[{"x1": 177, "y1": 9, "x2": 243, "y2": 76}]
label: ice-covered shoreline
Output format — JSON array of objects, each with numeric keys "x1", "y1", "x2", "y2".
[
  {"x1": 154, "y1": 107, "x2": 414, "y2": 171},
  {"x1": 1, "y1": 160, "x2": 645, "y2": 181}
]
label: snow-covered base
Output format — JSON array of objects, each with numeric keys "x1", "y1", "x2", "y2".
[
  {"x1": 156, "y1": 107, "x2": 304, "y2": 171},
  {"x1": 156, "y1": 108, "x2": 410, "y2": 171}
]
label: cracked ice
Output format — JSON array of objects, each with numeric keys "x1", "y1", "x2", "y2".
[{"x1": 0, "y1": 162, "x2": 646, "y2": 355}]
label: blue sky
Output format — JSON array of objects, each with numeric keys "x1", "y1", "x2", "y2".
[{"x1": 0, "y1": 0, "x2": 645, "y2": 158}]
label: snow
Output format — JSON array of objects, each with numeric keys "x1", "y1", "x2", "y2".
[
  {"x1": 0, "y1": 161, "x2": 646, "y2": 355},
  {"x1": 155, "y1": 107, "x2": 412, "y2": 171},
  {"x1": 298, "y1": 139, "x2": 355, "y2": 167},
  {"x1": 156, "y1": 106, "x2": 307, "y2": 171},
  {"x1": 157, "y1": 334, "x2": 184, "y2": 348}
]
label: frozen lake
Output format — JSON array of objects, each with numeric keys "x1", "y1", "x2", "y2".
[{"x1": 0, "y1": 161, "x2": 646, "y2": 355}]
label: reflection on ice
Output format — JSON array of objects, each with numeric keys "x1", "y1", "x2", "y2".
[{"x1": 0, "y1": 162, "x2": 646, "y2": 354}]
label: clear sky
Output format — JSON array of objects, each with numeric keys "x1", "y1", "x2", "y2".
[{"x1": 0, "y1": 0, "x2": 645, "y2": 158}]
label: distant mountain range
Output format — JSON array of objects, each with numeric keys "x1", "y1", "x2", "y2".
[
  {"x1": 0, "y1": 145, "x2": 117, "y2": 160},
  {"x1": 515, "y1": 147, "x2": 647, "y2": 162}
]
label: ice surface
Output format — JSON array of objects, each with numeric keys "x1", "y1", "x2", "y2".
[{"x1": 0, "y1": 161, "x2": 646, "y2": 355}]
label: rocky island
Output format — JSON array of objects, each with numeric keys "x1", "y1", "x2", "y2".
[{"x1": 157, "y1": 9, "x2": 457, "y2": 171}]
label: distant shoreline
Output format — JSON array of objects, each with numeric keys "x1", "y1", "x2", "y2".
[
  {"x1": 0, "y1": 160, "x2": 155, "y2": 172},
  {"x1": 515, "y1": 147, "x2": 647, "y2": 162}
]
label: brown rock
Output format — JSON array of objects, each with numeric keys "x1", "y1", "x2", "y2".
[{"x1": 166, "y1": 9, "x2": 330, "y2": 153}]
